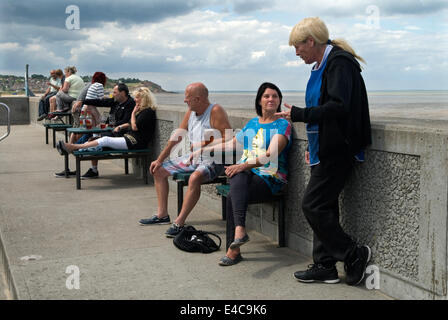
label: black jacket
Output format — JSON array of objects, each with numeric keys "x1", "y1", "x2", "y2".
[
  {"x1": 291, "y1": 46, "x2": 372, "y2": 159},
  {"x1": 83, "y1": 96, "x2": 135, "y2": 127}
]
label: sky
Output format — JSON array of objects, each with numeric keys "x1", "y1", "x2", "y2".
[{"x1": 0, "y1": 0, "x2": 447, "y2": 91}]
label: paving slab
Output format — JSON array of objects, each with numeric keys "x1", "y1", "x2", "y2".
[{"x1": 0, "y1": 125, "x2": 392, "y2": 300}]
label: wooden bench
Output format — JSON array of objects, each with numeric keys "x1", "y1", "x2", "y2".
[
  {"x1": 216, "y1": 184, "x2": 286, "y2": 248},
  {"x1": 44, "y1": 123, "x2": 72, "y2": 148},
  {"x1": 173, "y1": 172, "x2": 228, "y2": 220},
  {"x1": 63, "y1": 148, "x2": 151, "y2": 189}
]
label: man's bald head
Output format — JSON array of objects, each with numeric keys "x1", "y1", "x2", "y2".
[
  {"x1": 186, "y1": 82, "x2": 209, "y2": 99},
  {"x1": 184, "y1": 82, "x2": 210, "y2": 114}
]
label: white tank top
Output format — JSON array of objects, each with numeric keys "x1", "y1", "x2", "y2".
[{"x1": 188, "y1": 103, "x2": 215, "y2": 145}]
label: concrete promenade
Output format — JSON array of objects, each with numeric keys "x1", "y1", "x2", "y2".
[{"x1": 0, "y1": 124, "x2": 391, "y2": 300}]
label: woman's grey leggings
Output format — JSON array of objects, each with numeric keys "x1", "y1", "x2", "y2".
[{"x1": 226, "y1": 170, "x2": 272, "y2": 249}]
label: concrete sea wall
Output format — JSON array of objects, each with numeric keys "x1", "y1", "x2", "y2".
[{"x1": 2, "y1": 96, "x2": 448, "y2": 300}]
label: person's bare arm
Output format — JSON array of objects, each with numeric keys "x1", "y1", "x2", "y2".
[
  {"x1": 61, "y1": 81, "x2": 70, "y2": 93},
  {"x1": 149, "y1": 109, "x2": 191, "y2": 174},
  {"x1": 225, "y1": 134, "x2": 288, "y2": 177}
]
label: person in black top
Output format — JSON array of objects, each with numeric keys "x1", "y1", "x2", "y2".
[
  {"x1": 276, "y1": 17, "x2": 372, "y2": 286},
  {"x1": 57, "y1": 87, "x2": 156, "y2": 154},
  {"x1": 68, "y1": 83, "x2": 136, "y2": 179},
  {"x1": 80, "y1": 82, "x2": 135, "y2": 129}
]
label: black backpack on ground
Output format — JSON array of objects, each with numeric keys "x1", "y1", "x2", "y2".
[{"x1": 173, "y1": 225, "x2": 221, "y2": 253}]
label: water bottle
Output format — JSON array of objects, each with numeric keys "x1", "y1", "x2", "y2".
[
  {"x1": 85, "y1": 111, "x2": 93, "y2": 129},
  {"x1": 79, "y1": 106, "x2": 86, "y2": 128}
]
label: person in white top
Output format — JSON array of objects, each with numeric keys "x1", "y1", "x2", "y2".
[
  {"x1": 49, "y1": 66, "x2": 84, "y2": 113},
  {"x1": 37, "y1": 69, "x2": 63, "y2": 121},
  {"x1": 139, "y1": 82, "x2": 232, "y2": 238}
]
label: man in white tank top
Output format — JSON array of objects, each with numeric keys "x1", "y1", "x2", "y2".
[{"x1": 139, "y1": 83, "x2": 232, "y2": 238}]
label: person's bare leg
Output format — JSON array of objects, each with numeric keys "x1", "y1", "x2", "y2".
[
  {"x1": 91, "y1": 159, "x2": 98, "y2": 168},
  {"x1": 49, "y1": 96, "x2": 57, "y2": 113},
  {"x1": 69, "y1": 133, "x2": 81, "y2": 144},
  {"x1": 152, "y1": 167, "x2": 171, "y2": 218},
  {"x1": 226, "y1": 246, "x2": 241, "y2": 259},
  {"x1": 174, "y1": 170, "x2": 207, "y2": 226},
  {"x1": 63, "y1": 140, "x2": 99, "y2": 152}
]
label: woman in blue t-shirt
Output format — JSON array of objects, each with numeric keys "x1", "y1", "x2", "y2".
[{"x1": 195, "y1": 82, "x2": 292, "y2": 266}]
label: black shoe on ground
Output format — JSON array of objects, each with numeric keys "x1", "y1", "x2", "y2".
[
  {"x1": 293, "y1": 264, "x2": 340, "y2": 284},
  {"x1": 165, "y1": 223, "x2": 184, "y2": 238},
  {"x1": 81, "y1": 168, "x2": 99, "y2": 179},
  {"x1": 37, "y1": 114, "x2": 47, "y2": 121},
  {"x1": 139, "y1": 214, "x2": 171, "y2": 226},
  {"x1": 54, "y1": 170, "x2": 76, "y2": 178},
  {"x1": 344, "y1": 245, "x2": 371, "y2": 286}
]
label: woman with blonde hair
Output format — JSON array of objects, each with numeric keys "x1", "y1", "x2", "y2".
[
  {"x1": 49, "y1": 66, "x2": 84, "y2": 113},
  {"x1": 56, "y1": 87, "x2": 156, "y2": 154},
  {"x1": 276, "y1": 17, "x2": 372, "y2": 286}
]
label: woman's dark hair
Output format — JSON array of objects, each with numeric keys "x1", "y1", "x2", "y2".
[
  {"x1": 255, "y1": 82, "x2": 283, "y2": 117},
  {"x1": 115, "y1": 82, "x2": 130, "y2": 96},
  {"x1": 92, "y1": 71, "x2": 106, "y2": 86}
]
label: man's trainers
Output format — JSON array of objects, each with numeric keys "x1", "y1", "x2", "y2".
[
  {"x1": 81, "y1": 168, "x2": 99, "y2": 179},
  {"x1": 293, "y1": 264, "x2": 340, "y2": 284},
  {"x1": 54, "y1": 170, "x2": 76, "y2": 178},
  {"x1": 139, "y1": 215, "x2": 171, "y2": 226},
  {"x1": 37, "y1": 114, "x2": 47, "y2": 121},
  {"x1": 344, "y1": 245, "x2": 371, "y2": 286},
  {"x1": 165, "y1": 223, "x2": 184, "y2": 238}
]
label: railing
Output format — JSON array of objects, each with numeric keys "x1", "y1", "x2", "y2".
[{"x1": 0, "y1": 103, "x2": 11, "y2": 142}]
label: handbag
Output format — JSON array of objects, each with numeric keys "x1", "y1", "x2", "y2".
[{"x1": 173, "y1": 225, "x2": 222, "y2": 253}]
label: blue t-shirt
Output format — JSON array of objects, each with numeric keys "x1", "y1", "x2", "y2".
[
  {"x1": 236, "y1": 117, "x2": 292, "y2": 194},
  {"x1": 305, "y1": 45, "x2": 364, "y2": 165}
]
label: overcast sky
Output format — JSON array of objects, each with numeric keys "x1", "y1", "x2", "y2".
[{"x1": 0, "y1": 0, "x2": 447, "y2": 91}]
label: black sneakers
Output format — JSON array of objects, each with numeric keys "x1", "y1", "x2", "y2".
[
  {"x1": 81, "y1": 168, "x2": 99, "y2": 179},
  {"x1": 165, "y1": 223, "x2": 184, "y2": 238},
  {"x1": 54, "y1": 170, "x2": 76, "y2": 178},
  {"x1": 293, "y1": 264, "x2": 340, "y2": 284},
  {"x1": 344, "y1": 245, "x2": 371, "y2": 286},
  {"x1": 139, "y1": 215, "x2": 171, "y2": 226}
]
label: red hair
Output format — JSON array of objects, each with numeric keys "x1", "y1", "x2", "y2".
[{"x1": 92, "y1": 71, "x2": 106, "y2": 86}]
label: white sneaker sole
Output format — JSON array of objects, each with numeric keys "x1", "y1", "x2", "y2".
[
  {"x1": 293, "y1": 274, "x2": 341, "y2": 284},
  {"x1": 138, "y1": 221, "x2": 171, "y2": 226}
]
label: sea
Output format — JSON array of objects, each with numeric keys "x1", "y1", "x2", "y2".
[{"x1": 154, "y1": 90, "x2": 448, "y2": 121}]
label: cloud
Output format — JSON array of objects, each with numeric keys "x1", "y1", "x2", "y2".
[
  {"x1": 0, "y1": 0, "x2": 210, "y2": 28},
  {"x1": 0, "y1": 1, "x2": 446, "y2": 91}
]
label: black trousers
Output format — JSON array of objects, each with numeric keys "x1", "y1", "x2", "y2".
[
  {"x1": 302, "y1": 155, "x2": 357, "y2": 267},
  {"x1": 226, "y1": 171, "x2": 272, "y2": 249},
  {"x1": 38, "y1": 92, "x2": 56, "y2": 116}
]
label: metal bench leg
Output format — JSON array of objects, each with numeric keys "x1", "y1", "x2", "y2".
[
  {"x1": 278, "y1": 199, "x2": 285, "y2": 247},
  {"x1": 143, "y1": 156, "x2": 148, "y2": 184},
  {"x1": 177, "y1": 181, "x2": 184, "y2": 216},
  {"x1": 125, "y1": 158, "x2": 129, "y2": 174},
  {"x1": 45, "y1": 127, "x2": 49, "y2": 145},
  {"x1": 76, "y1": 157, "x2": 81, "y2": 190},
  {"x1": 65, "y1": 129, "x2": 68, "y2": 143},
  {"x1": 52, "y1": 128, "x2": 56, "y2": 148},
  {"x1": 221, "y1": 189, "x2": 227, "y2": 221},
  {"x1": 64, "y1": 153, "x2": 69, "y2": 178}
]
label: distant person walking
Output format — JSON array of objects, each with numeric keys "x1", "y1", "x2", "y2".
[{"x1": 276, "y1": 17, "x2": 372, "y2": 286}]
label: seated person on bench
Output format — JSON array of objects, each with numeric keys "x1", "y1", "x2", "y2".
[
  {"x1": 138, "y1": 82, "x2": 232, "y2": 239},
  {"x1": 193, "y1": 83, "x2": 292, "y2": 266},
  {"x1": 56, "y1": 87, "x2": 156, "y2": 155}
]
